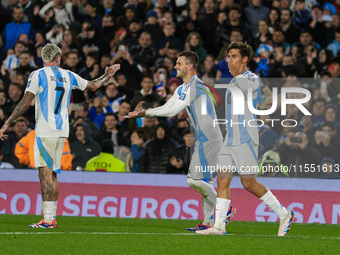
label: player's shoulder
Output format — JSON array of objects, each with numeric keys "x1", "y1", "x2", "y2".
[{"x1": 238, "y1": 71, "x2": 259, "y2": 82}]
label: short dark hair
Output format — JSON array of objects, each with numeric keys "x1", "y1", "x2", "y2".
[
  {"x1": 120, "y1": 99, "x2": 131, "y2": 106},
  {"x1": 105, "y1": 112, "x2": 116, "y2": 120},
  {"x1": 177, "y1": 51, "x2": 199, "y2": 70},
  {"x1": 100, "y1": 139, "x2": 114, "y2": 154},
  {"x1": 226, "y1": 42, "x2": 253, "y2": 63},
  {"x1": 133, "y1": 128, "x2": 147, "y2": 142},
  {"x1": 230, "y1": 4, "x2": 242, "y2": 13},
  {"x1": 322, "y1": 121, "x2": 335, "y2": 131},
  {"x1": 19, "y1": 50, "x2": 31, "y2": 57},
  {"x1": 281, "y1": 8, "x2": 293, "y2": 18}
]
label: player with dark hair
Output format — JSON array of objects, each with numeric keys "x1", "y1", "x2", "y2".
[
  {"x1": 124, "y1": 51, "x2": 236, "y2": 231},
  {"x1": 197, "y1": 42, "x2": 294, "y2": 236}
]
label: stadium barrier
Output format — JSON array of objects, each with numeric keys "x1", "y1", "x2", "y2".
[{"x1": 1, "y1": 169, "x2": 340, "y2": 224}]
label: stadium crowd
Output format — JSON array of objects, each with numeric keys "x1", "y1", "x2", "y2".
[{"x1": 0, "y1": 0, "x2": 340, "y2": 178}]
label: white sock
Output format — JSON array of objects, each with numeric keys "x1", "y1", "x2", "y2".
[
  {"x1": 187, "y1": 178, "x2": 217, "y2": 226},
  {"x1": 260, "y1": 190, "x2": 288, "y2": 220},
  {"x1": 53, "y1": 201, "x2": 58, "y2": 220},
  {"x1": 214, "y1": 198, "x2": 230, "y2": 230},
  {"x1": 42, "y1": 201, "x2": 54, "y2": 223}
]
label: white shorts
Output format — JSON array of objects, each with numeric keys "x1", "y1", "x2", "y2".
[
  {"x1": 188, "y1": 140, "x2": 222, "y2": 181},
  {"x1": 34, "y1": 136, "x2": 66, "y2": 173},
  {"x1": 218, "y1": 140, "x2": 259, "y2": 175}
]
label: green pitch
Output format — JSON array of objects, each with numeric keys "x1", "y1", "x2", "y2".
[{"x1": 0, "y1": 215, "x2": 339, "y2": 255}]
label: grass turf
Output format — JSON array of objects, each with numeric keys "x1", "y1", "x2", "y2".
[{"x1": 0, "y1": 215, "x2": 339, "y2": 255}]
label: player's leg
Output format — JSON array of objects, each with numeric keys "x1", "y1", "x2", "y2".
[
  {"x1": 187, "y1": 177, "x2": 216, "y2": 228},
  {"x1": 241, "y1": 175, "x2": 294, "y2": 236},
  {"x1": 237, "y1": 141, "x2": 294, "y2": 236},
  {"x1": 52, "y1": 172, "x2": 58, "y2": 223},
  {"x1": 29, "y1": 137, "x2": 62, "y2": 228},
  {"x1": 196, "y1": 148, "x2": 236, "y2": 235}
]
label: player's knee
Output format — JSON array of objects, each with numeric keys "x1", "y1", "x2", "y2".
[
  {"x1": 187, "y1": 177, "x2": 197, "y2": 188},
  {"x1": 241, "y1": 178, "x2": 256, "y2": 192}
]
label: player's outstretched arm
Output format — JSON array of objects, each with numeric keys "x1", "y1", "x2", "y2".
[
  {"x1": 0, "y1": 92, "x2": 35, "y2": 141},
  {"x1": 86, "y1": 64, "x2": 121, "y2": 91}
]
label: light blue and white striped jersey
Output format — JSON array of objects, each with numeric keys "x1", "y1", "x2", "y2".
[
  {"x1": 224, "y1": 71, "x2": 261, "y2": 146},
  {"x1": 25, "y1": 66, "x2": 88, "y2": 137},
  {"x1": 4, "y1": 54, "x2": 36, "y2": 70},
  {"x1": 185, "y1": 76, "x2": 223, "y2": 143},
  {"x1": 146, "y1": 75, "x2": 223, "y2": 143}
]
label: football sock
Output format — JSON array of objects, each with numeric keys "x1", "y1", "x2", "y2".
[
  {"x1": 214, "y1": 198, "x2": 230, "y2": 230},
  {"x1": 187, "y1": 178, "x2": 216, "y2": 226},
  {"x1": 53, "y1": 201, "x2": 57, "y2": 220},
  {"x1": 260, "y1": 190, "x2": 288, "y2": 220},
  {"x1": 42, "y1": 201, "x2": 54, "y2": 223}
]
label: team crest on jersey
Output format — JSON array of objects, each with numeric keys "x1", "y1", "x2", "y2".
[
  {"x1": 179, "y1": 92, "x2": 187, "y2": 100},
  {"x1": 53, "y1": 67, "x2": 57, "y2": 71}
]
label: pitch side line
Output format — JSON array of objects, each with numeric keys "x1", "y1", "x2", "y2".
[{"x1": 0, "y1": 232, "x2": 340, "y2": 240}]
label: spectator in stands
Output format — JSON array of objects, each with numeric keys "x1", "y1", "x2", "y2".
[
  {"x1": 143, "y1": 9, "x2": 163, "y2": 47},
  {"x1": 129, "y1": 31, "x2": 157, "y2": 71},
  {"x1": 101, "y1": 14, "x2": 116, "y2": 42},
  {"x1": 245, "y1": 0, "x2": 269, "y2": 38},
  {"x1": 2, "y1": 6, "x2": 33, "y2": 51},
  {"x1": 267, "y1": 7, "x2": 281, "y2": 34},
  {"x1": 198, "y1": 0, "x2": 218, "y2": 55},
  {"x1": 140, "y1": 123, "x2": 177, "y2": 173},
  {"x1": 253, "y1": 20, "x2": 272, "y2": 52},
  {"x1": 0, "y1": 147, "x2": 14, "y2": 169},
  {"x1": 311, "y1": 98, "x2": 326, "y2": 124},
  {"x1": 129, "y1": 128, "x2": 147, "y2": 173},
  {"x1": 79, "y1": 51, "x2": 100, "y2": 80},
  {"x1": 215, "y1": 4, "x2": 252, "y2": 51},
  {"x1": 278, "y1": 130, "x2": 321, "y2": 177},
  {"x1": 293, "y1": 0, "x2": 311, "y2": 31},
  {"x1": 130, "y1": 76, "x2": 160, "y2": 110},
  {"x1": 15, "y1": 129, "x2": 72, "y2": 170},
  {"x1": 69, "y1": 103, "x2": 98, "y2": 141},
  {"x1": 86, "y1": 139, "x2": 126, "y2": 172},
  {"x1": 121, "y1": 19, "x2": 142, "y2": 49},
  {"x1": 59, "y1": 29, "x2": 80, "y2": 54},
  {"x1": 81, "y1": 23, "x2": 110, "y2": 59},
  {"x1": 185, "y1": 32, "x2": 207, "y2": 65},
  {"x1": 70, "y1": 122, "x2": 100, "y2": 170},
  {"x1": 62, "y1": 50, "x2": 81, "y2": 73},
  {"x1": 88, "y1": 94, "x2": 113, "y2": 130},
  {"x1": 311, "y1": 121, "x2": 340, "y2": 163},
  {"x1": 72, "y1": 0, "x2": 103, "y2": 30},
  {"x1": 318, "y1": 157, "x2": 340, "y2": 179},
  {"x1": 38, "y1": 0, "x2": 74, "y2": 30},
  {"x1": 114, "y1": 99, "x2": 131, "y2": 136},
  {"x1": 14, "y1": 51, "x2": 35, "y2": 78},
  {"x1": 6, "y1": 83, "x2": 23, "y2": 118},
  {"x1": 2, "y1": 117, "x2": 28, "y2": 168},
  {"x1": 3, "y1": 41, "x2": 29, "y2": 71},
  {"x1": 93, "y1": 112, "x2": 130, "y2": 150},
  {"x1": 280, "y1": 8, "x2": 300, "y2": 44},
  {"x1": 158, "y1": 22, "x2": 184, "y2": 55},
  {"x1": 167, "y1": 128, "x2": 194, "y2": 174},
  {"x1": 327, "y1": 27, "x2": 340, "y2": 56}
]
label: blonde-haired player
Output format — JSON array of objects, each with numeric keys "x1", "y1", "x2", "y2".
[{"x1": 0, "y1": 43, "x2": 120, "y2": 228}]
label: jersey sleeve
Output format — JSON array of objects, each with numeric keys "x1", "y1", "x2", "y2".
[
  {"x1": 68, "y1": 70, "x2": 88, "y2": 91},
  {"x1": 24, "y1": 71, "x2": 39, "y2": 95},
  {"x1": 235, "y1": 73, "x2": 260, "y2": 94},
  {"x1": 145, "y1": 86, "x2": 189, "y2": 117}
]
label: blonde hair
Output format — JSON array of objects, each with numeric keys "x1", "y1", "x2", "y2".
[{"x1": 41, "y1": 43, "x2": 61, "y2": 63}]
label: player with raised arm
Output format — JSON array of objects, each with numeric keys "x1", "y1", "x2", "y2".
[
  {"x1": 124, "y1": 51, "x2": 236, "y2": 231},
  {"x1": 196, "y1": 42, "x2": 294, "y2": 236},
  {"x1": 0, "y1": 43, "x2": 120, "y2": 228}
]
